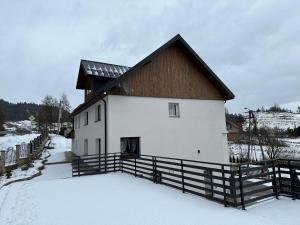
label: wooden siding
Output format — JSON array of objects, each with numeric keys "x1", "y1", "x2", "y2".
[{"x1": 109, "y1": 45, "x2": 224, "y2": 100}]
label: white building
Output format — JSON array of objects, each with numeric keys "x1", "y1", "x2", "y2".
[{"x1": 71, "y1": 34, "x2": 234, "y2": 164}]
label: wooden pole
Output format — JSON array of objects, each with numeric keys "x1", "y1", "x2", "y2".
[{"x1": 238, "y1": 165, "x2": 245, "y2": 210}]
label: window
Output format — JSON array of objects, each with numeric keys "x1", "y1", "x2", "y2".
[
  {"x1": 95, "y1": 104, "x2": 101, "y2": 122},
  {"x1": 168, "y1": 103, "x2": 180, "y2": 117},
  {"x1": 96, "y1": 138, "x2": 101, "y2": 155},
  {"x1": 84, "y1": 139, "x2": 88, "y2": 155},
  {"x1": 120, "y1": 137, "x2": 140, "y2": 156},
  {"x1": 74, "y1": 118, "x2": 77, "y2": 129},
  {"x1": 78, "y1": 115, "x2": 80, "y2": 128},
  {"x1": 84, "y1": 111, "x2": 88, "y2": 125}
]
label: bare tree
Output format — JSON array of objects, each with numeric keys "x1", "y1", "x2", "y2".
[
  {"x1": 259, "y1": 127, "x2": 287, "y2": 159},
  {"x1": 38, "y1": 95, "x2": 59, "y2": 132},
  {"x1": 60, "y1": 93, "x2": 71, "y2": 123}
]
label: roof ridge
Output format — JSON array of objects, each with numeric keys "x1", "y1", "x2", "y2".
[{"x1": 81, "y1": 59, "x2": 131, "y2": 68}]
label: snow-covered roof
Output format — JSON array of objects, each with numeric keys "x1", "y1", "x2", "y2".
[{"x1": 81, "y1": 60, "x2": 130, "y2": 79}]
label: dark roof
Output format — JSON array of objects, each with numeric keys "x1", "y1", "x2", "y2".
[
  {"x1": 97, "y1": 34, "x2": 235, "y2": 100},
  {"x1": 81, "y1": 60, "x2": 130, "y2": 78},
  {"x1": 72, "y1": 34, "x2": 235, "y2": 116}
]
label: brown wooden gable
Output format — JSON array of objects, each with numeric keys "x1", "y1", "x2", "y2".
[{"x1": 110, "y1": 45, "x2": 224, "y2": 100}]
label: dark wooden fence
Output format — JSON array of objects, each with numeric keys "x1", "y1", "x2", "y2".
[
  {"x1": 72, "y1": 153, "x2": 300, "y2": 209},
  {"x1": 277, "y1": 159, "x2": 300, "y2": 199}
]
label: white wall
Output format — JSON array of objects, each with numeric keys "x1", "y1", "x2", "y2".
[
  {"x1": 72, "y1": 98, "x2": 106, "y2": 156},
  {"x1": 107, "y1": 95, "x2": 229, "y2": 164}
]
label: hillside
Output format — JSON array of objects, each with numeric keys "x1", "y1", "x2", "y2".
[
  {"x1": 0, "y1": 99, "x2": 40, "y2": 121},
  {"x1": 244, "y1": 112, "x2": 300, "y2": 130}
]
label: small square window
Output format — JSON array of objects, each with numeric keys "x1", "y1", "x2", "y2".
[{"x1": 169, "y1": 103, "x2": 180, "y2": 117}]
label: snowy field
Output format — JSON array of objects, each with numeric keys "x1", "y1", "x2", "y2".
[
  {"x1": 0, "y1": 170, "x2": 299, "y2": 225},
  {"x1": 0, "y1": 133, "x2": 40, "y2": 150},
  {"x1": 244, "y1": 112, "x2": 300, "y2": 130},
  {"x1": 229, "y1": 137, "x2": 300, "y2": 160}
]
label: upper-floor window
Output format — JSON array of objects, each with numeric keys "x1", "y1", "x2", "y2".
[
  {"x1": 78, "y1": 115, "x2": 80, "y2": 128},
  {"x1": 84, "y1": 111, "x2": 89, "y2": 125},
  {"x1": 95, "y1": 104, "x2": 101, "y2": 122},
  {"x1": 169, "y1": 103, "x2": 180, "y2": 118}
]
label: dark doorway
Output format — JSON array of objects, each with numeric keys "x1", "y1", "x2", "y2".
[{"x1": 120, "y1": 137, "x2": 140, "y2": 156}]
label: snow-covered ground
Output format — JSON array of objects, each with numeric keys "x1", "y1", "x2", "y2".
[
  {"x1": 0, "y1": 135, "x2": 299, "y2": 225},
  {"x1": 0, "y1": 150, "x2": 49, "y2": 188},
  {"x1": 0, "y1": 133, "x2": 40, "y2": 151},
  {"x1": 229, "y1": 137, "x2": 300, "y2": 160},
  {"x1": 0, "y1": 134, "x2": 70, "y2": 188},
  {"x1": 47, "y1": 134, "x2": 71, "y2": 163},
  {"x1": 3, "y1": 120, "x2": 36, "y2": 132},
  {"x1": 244, "y1": 112, "x2": 300, "y2": 130},
  {"x1": 0, "y1": 171, "x2": 299, "y2": 225}
]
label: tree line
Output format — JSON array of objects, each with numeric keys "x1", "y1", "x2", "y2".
[
  {"x1": 0, "y1": 94, "x2": 71, "y2": 132},
  {"x1": 256, "y1": 103, "x2": 300, "y2": 113}
]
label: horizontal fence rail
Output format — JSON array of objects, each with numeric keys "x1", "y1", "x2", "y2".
[{"x1": 72, "y1": 153, "x2": 300, "y2": 209}]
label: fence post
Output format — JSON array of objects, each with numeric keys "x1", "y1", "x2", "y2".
[
  {"x1": 33, "y1": 138, "x2": 36, "y2": 150},
  {"x1": 77, "y1": 156, "x2": 80, "y2": 176},
  {"x1": 181, "y1": 159, "x2": 185, "y2": 193},
  {"x1": 271, "y1": 160, "x2": 279, "y2": 199},
  {"x1": 288, "y1": 160, "x2": 296, "y2": 200},
  {"x1": 120, "y1": 155, "x2": 123, "y2": 173},
  {"x1": 152, "y1": 156, "x2": 156, "y2": 183},
  {"x1": 114, "y1": 153, "x2": 116, "y2": 172},
  {"x1": 16, "y1": 144, "x2": 20, "y2": 165},
  {"x1": 231, "y1": 170, "x2": 237, "y2": 207},
  {"x1": 98, "y1": 153, "x2": 101, "y2": 173},
  {"x1": 0, "y1": 150, "x2": 6, "y2": 175},
  {"x1": 134, "y1": 156, "x2": 137, "y2": 177},
  {"x1": 221, "y1": 165, "x2": 227, "y2": 207},
  {"x1": 30, "y1": 141, "x2": 33, "y2": 154},
  {"x1": 277, "y1": 162, "x2": 282, "y2": 193},
  {"x1": 210, "y1": 170, "x2": 214, "y2": 198},
  {"x1": 105, "y1": 153, "x2": 107, "y2": 174},
  {"x1": 238, "y1": 165, "x2": 245, "y2": 210}
]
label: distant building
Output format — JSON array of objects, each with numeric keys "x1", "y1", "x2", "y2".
[{"x1": 226, "y1": 118, "x2": 243, "y2": 142}]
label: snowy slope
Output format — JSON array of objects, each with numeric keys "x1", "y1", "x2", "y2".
[
  {"x1": 46, "y1": 134, "x2": 71, "y2": 163},
  {"x1": 244, "y1": 112, "x2": 300, "y2": 129}
]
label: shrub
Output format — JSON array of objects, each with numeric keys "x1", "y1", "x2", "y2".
[{"x1": 6, "y1": 170, "x2": 12, "y2": 179}]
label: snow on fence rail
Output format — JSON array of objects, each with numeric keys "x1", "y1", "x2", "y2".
[
  {"x1": 72, "y1": 153, "x2": 300, "y2": 209},
  {"x1": 4, "y1": 142, "x2": 30, "y2": 165},
  {"x1": 19, "y1": 142, "x2": 29, "y2": 159},
  {"x1": 5, "y1": 147, "x2": 16, "y2": 166}
]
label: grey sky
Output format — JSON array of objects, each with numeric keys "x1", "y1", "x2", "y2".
[{"x1": 0, "y1": 0, "x2": 299, "y2": 113}]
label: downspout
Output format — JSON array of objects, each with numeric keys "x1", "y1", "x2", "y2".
[{"x1": 100, "y1": 97, "x2": 107, "y2": 173}]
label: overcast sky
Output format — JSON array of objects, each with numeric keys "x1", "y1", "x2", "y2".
[{"x1": 0, "y1": 0, "x2": 299, "y2": 113}]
